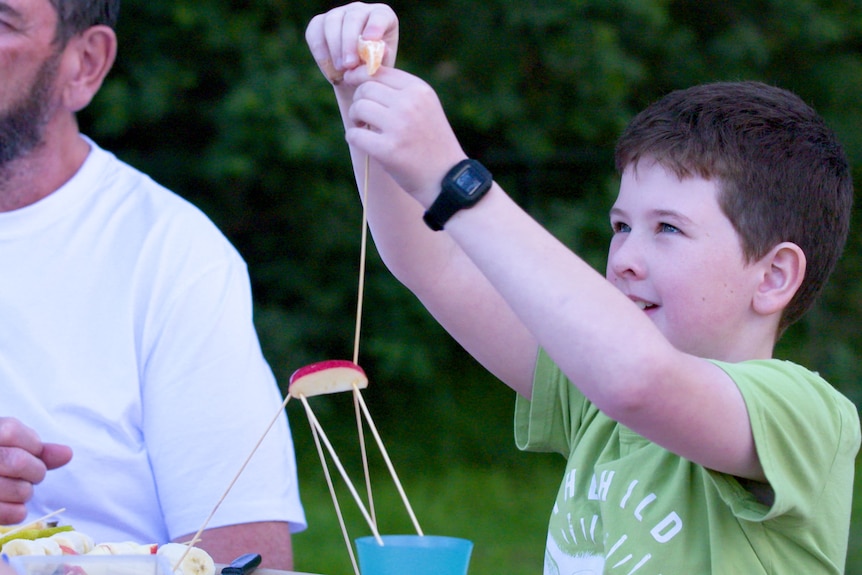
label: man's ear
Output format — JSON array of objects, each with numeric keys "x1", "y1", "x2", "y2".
[
  {"x1": 60, "y1": 25, "x2": 117, "y2": 113},
  {"x1": 752, "y1": 242, "x2": 806, "y2": 316}
]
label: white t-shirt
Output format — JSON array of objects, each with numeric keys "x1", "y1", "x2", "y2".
[{"x1": 0, "y1": 138, "x2": 306, "y2": 543}]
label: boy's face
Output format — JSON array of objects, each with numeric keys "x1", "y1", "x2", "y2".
[{"x1": 606, "y1": 160, "x2": 763, "y2": 361}]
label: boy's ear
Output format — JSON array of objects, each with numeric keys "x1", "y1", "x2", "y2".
[
  {"x1": 752, "y1": 242, "x2": 806, "y2": 316},
  {"x1": 59, "y1": 25, "x2": 117, "y2": 113}
]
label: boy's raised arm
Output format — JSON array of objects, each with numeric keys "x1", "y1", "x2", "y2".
[
  {"x1": 306, "y1": 3, "x2": 765, "y2": 482},
  {"x1": 305, "y1": 3, "x2": 541, "y2": 396}
]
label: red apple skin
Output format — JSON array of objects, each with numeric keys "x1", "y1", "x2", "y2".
[
  {"x1": 289, "y1": 360, "x2": 365, "y2": 382},
  {"x1": 289, "y1": 360, "x2": 368, "y2": 398}
]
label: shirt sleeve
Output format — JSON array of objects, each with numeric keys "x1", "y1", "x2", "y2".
[
  {"x1": 515, "y1": 347, "x2": 590, "y2": 456},
  {"x1": 138, "y1": 221, "x2": 306, "y2": 539},
  {"x1": 707, "y1": 359, "x2": 860, "y2": 524}
]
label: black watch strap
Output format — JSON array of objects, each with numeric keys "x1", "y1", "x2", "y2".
[
  {"x1": 423, "y1": 191, "x2": 462, "y2": 231},
  {"x1": 423, "y1": 159, "x2": 493, "y2": 231}
]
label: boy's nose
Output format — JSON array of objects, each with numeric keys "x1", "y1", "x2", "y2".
[{"x1": 608, "y1": 237, "x2": 647, "y2": 280}]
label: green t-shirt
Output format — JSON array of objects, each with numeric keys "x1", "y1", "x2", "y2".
[{"x1": 515, "y1": 350, "x2": 860, "y2": 574}]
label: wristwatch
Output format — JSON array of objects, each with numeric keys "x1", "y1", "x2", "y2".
[{"x1": 423, "y1": 159, "x2": 493, "y2": 231}]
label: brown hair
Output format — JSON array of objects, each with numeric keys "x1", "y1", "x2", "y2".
[
  {"x1": 614, "y1": 81, "x2": 853, "y2": 335},
  {"x1": 48, "y1": 0, "x2": 120, "y2": 46}
]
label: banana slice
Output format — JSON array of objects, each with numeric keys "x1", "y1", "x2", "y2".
[
  {"x1": 289, "y1": 360, "x2": 368, "y2": 398},
  {"x1": 49, "y1": 530, "x2": 95, "y2": 554},
  {"x1": 88, "y1": 541, "x2": 157, "y2": 555},
  {"x1": 1, "y1": 537, "x2": 62, "y2": 556},
  {"x1": 156, "y1": 543, "x2": 215, "y2": 575},
  {"x1": 1, "y1": 538, "x2": 44, "y2": 556}
]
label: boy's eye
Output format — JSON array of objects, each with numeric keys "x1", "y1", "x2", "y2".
[
  {"x1": 659, "y1": 222, "x2": 680, "y2": 233},
  {"x1": 612, "y1": 221, "x2": 631, "y2": 233}
]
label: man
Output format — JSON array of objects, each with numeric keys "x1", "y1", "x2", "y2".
[{"x1": 0, "y1": 0, "x2": 305, "y2": 568}]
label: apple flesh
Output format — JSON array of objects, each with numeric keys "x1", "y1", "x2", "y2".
[{"x1": 289, "y1": 360, "x2": 368, "y2": 398}]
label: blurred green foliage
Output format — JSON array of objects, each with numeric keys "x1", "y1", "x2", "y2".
[{"x1": 77, "y1": 0, "x2": 862, "y2": 572}]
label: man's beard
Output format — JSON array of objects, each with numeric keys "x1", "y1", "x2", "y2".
[{"x1": 0, "y1": 50, "x2": 62, "y2": 169}]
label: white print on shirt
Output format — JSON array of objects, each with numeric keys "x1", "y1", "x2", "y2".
[{"x1": 545, "y1": 470, "x2": 684, "y2": 575}]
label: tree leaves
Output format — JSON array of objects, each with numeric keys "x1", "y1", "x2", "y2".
[{"x1": 78, "y1": 0, "x2": 862, "y2": 425}]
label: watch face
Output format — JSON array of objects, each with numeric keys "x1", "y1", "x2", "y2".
[{"x1": 455, "y1": 166, "x2": 486, "y2": 196}]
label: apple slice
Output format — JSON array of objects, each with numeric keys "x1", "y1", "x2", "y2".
[
  {"x1": 357, "y1": 36, "x2": 385, "y2": 75},
  {"x1": 289, "y1": 360, "x2": 368, "y2": 398}
]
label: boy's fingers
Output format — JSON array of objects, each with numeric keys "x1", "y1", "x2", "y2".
[
  {"x1": 356, "y1": 5, "x2": 398, "y2": 70},
  {"x1": 318, "y1": 58, "x2": 345, "y2": 85},
  {"x1": 306, "y1": 14, "x2": 345, "y2": 84},
  {"x1": 340, "y1": 10, "x2": 378, "y2": 72},
  {"x1": 305, "y1": 2, "x2": 398, "y2": 84},
  {"x1": 306, "y1": 4, "x2": 398, "y2": 85},
  {"x1": 361, "y1": 4, "x2": 398, "y2": 43}
]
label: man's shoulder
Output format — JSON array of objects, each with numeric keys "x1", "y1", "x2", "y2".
[
  {"x1": 86, "y1": 139, "x2": 229, "y2": 240},
  {"x1": 87, "y1": 142, "x2": 200, "y2": 213},
  {"x1": 79, "y1": 139, "x2": 243, "y2": 272}
]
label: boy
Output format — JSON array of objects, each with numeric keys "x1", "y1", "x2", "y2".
[{"x1": 306, "y1": 3, "x2": 860, "y2": 573}]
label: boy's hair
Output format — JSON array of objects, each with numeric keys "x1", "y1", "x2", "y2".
[
  {"x1": 614, "y1": 81, "x2": 853, "y2": 335},
  {"x1": 49, "y1": 0, "x2": 120, "y2": 47}
]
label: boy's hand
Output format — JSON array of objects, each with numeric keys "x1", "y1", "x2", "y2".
[
  {"x1": 345, "y1": 69, "x2": 468, "y2": 209},
  {"x1": 306, "y1": 2, "x2": 399, "y2": 85},
  {"x1": 307, "y1": 4, "x2": 464, "y2": 210},
  {"x1": 0, "y1": 418, "x2": 72, "y2": 524}
]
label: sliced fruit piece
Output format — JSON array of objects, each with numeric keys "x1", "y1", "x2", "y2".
[
  {"x1": 357, "y1": 36, "x2": 385, "y2": 75},
  {"x1": 1, "y1": 537, "x2": 62, "y2": 556},
  {"x1": 0, "y1": 525, "x2": 73, "y2": 548},
  {"x1": 157, "y1": 543, "x2": 215, "y2": 575},
  {"x1": 49, "y1": 530, "x2": 95, "y2": 554},
  {"x1": 289, "y1": 360, "x2": 368, "y2": 398},
  {"x1": 88, "y1": 541, "x2": 157, "y2": 555}
]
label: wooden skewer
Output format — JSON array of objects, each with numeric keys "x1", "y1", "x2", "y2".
[
  {"x1": 1, "y1": 508, "x2": 66, "y2": 539},
  {"x1": 353, "y1": 386, "x2": 423, "y2": 536},
  {"x1": 177, "y1": 536, "x2": 203, "y2": 547},
  {"x1": 307, "y1": 406, "x2": 362, "y2": 575},
  {"x1": 353, "y1": 155, "x2": 370, "y2": 367},
  {"x1": 355, "y1": 387, "x2": 376, "y2": 527},
  {"x1": 354, "y1": 153, "x2": 379, "y2": 534},
  {"x1": 177, "y1": 136, "x2": 419, "y2": 571},
  {"x1": 299, "y1": 394, "x2": 383, "y2": 545},
  {"x1": 173, "y1": 393, "x2": 293, "y2": 570}
]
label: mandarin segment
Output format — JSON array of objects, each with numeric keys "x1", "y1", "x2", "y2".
[{"x1": 357, "y1": 36, "x2": 385, "y2": 75}]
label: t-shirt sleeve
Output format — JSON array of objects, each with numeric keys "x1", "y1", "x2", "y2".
[
  {"x1": 707, "y1": 360, "x2": 861, "y2": 523},
  {"x1": 139, "y1": 222, "x2": 306, "y2": 539},
  {"x1": 515, "y1": 347, "x2": 590, "y2": 456}
]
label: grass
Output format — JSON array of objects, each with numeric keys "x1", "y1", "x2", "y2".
[
  {"x1": 291, "y1": 460, "x2": 561, "y2": 575},
  {"x1": 291, "y1": 444, "x2": 862, "y2": 575}
]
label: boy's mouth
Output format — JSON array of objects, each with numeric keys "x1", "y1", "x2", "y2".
[{"x1": 634, "y1": 300, "x2": 657, "y2": 311}]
